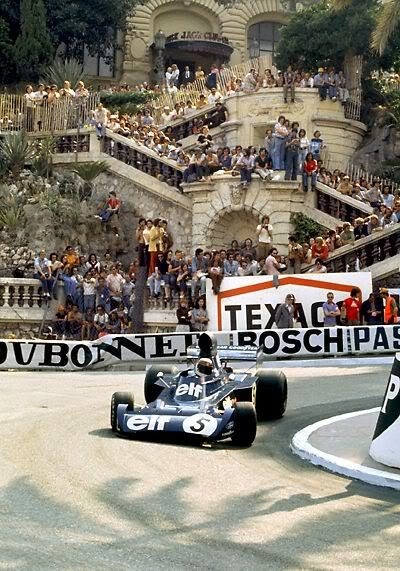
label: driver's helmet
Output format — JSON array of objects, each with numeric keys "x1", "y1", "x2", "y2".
[{"x1": 196, "y1": 357, "x2": 213, "y2": 377}]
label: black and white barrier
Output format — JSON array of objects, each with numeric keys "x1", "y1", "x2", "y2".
[
  {"x1": 0, "y1": 324, "x2": 400, "y2": 371},
  {"x1": 369, "y1": 354, "x2": 400, "y2": 469}
]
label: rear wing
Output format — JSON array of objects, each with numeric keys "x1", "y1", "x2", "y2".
[{"x1": 187, "y1": 344, "x2": 264, "y2": 367}]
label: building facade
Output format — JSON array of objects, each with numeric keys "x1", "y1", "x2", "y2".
[{"x1": 119, "y1": 0, "x2": 293, "y2": 86}]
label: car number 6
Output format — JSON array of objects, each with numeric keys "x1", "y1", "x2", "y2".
[{"x1": 182, "y1": 413, "x2": 218, "y2": 436}]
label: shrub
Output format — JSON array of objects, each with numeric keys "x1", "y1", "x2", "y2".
[{"x1": 290, "y1": 212, "x2": 326, "y2": 244}]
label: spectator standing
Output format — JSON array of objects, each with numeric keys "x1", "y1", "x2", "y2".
[
  {"x1": 181, "y1": 65, "x2": 193, "y2": 86},
  {"x1": 322, "y1": 292, "x2": 340, "y2": 327},
  {"x1": 265, "y1": 248, "x2": 280, "y2": 275},
  {"x1": 285, "y1": 127, "x2": 300, "y2": 181},
  {"x1": 287, "y1": 236, "x2": 303, "y2": 274},
  {"x1": 243, "y1": 68, "x2": 258, "y2": 93},
  {"x1": 309, "y1": 130, "x2": 324, "y2": 160},
  {"x1": 271, "y1": 115, "x2": 288, "y2": 170},
  {"x1": 191, "y1": 297, "x2": 209, "y2": 331},
  {"x1": 342, "y1": 288, "x2": 361, "y2": 326},
  {"x1": 340, "y1": 222, "x2": 355, "y2": 246},
  {"x1": 302, "y1": 152, "x2": 318, "y2": 191},
  {"x1": 311, "y1": 237, "x2": 329, "y2": 260},
  {"x1": 207, "y1": 87, "x2": 223, "y2": 105},
  {"x1": 298, "y1": 129, "x2": 309, "y2": 171},
  {"x1": 106, "y1": 266, "x2": 125, "y2": 310},
  {"x1": 256, "y1": 216, "x2": 273, "y2": 259},
  {"x1": 176, "y1": 298, "x2": 192, "y2": 332},
  {"x1": 361, "y1": 293, "x2": 384, "y2": 325},
  {"x1": 148, "y1": 218, "x2": 164, "y2": 275},
  {"x1": 380, "y1": 288, "x2": 398, "y2": 324},
  {"x1": 94, "y1": 103, "x2": 108, "y2": 139},
  {"x1": 275, "y1": 293, "x2": 295, "y2": 328},
  {"x1": 283, "y1": 65, "x2": 295, "y2": 103}
]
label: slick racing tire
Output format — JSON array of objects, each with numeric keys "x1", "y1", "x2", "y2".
[
  {"x1": 144, "y1": 365, "x2": 178, "y2": 404},
  {"x1": 111, "y1": 391, "x2": 134, "y2": 432},
  {"x1": 231, "y1": 402, "x2": 257, "y2": 447},
  {"x1": 255, "y1": 369, "x2": 288, "y2": 421}
]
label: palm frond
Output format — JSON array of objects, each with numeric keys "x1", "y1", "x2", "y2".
[
  {"x1": 41, "y1": 58, "x2": 87, "y2": 90},
  {"x1": 70, "y1": 161, "x2": 110, "y2": 183},
  {"x1": 372, "y1": 0, "x2": 400, "y2": 54},
  {"x1": 0, "y1": 132, "x2": 36, "y2": 177}
]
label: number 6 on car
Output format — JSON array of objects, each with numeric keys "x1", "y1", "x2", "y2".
[{"x1": 110, "y1": 332, "x2": 288, "y2": 447}]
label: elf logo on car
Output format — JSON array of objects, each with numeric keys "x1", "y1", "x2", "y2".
[
  {"x1": 182, "y1": 413, "x2": 218, "y2": 436},
  {"x1": 176, "y1": 382, "x2": 203, "y2": 399},
  {"x1": 126, "y1": 415, "x2": 171, "y2": 431}
]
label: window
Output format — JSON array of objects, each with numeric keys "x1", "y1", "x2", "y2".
[
  {"x1": 83, "y1": 45, "x2": 115, "y2": 78},
  {"x1": 247, "y1": 22, "x2": 281, "y2": 59}
]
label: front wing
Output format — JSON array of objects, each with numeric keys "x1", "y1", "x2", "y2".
[{"x1": 117, "y1": 404, "x2": 236, "y2": 441}]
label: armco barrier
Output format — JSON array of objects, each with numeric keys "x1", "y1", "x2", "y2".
[{"x1": 0, "y1": 325, "x2": 399, "y2": 371}]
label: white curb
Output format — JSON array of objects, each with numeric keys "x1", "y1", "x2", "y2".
[{"x1": 291, "y1": 408, "x2": 400, "y2": 490}]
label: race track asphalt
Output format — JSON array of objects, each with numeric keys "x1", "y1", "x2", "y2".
[{"x1": 0, "y1": 361, "x2": 399, "y2": 570}]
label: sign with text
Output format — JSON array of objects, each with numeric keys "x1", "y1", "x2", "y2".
[
  {"x1": 0, "y1": 323, "x2": 398, "y2": 371},
  {"x1": 206, "y1": 273, "x2": 372, "y2": 331}
]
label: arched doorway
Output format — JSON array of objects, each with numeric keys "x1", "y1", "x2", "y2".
[{"x1": 206, "y1": 209, "x2": 261, "y2": 250}]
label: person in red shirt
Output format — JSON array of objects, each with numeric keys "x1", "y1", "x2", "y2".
[
  {"x1": 302, "y1": 152, "x2": 318, "y2": 191},
  {"x1": 97, "y1": 191, "x2": 121, "y2": 223},
  {"x1": 342, "y1": 288, "x2": 362, "y2": 326},
  {"x1": 311, "y1": 237, "x2": 329, "y2": 260}
]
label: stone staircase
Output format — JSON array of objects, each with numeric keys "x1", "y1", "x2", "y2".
[{"x1": 49, "y1": 129, "x2": 400, "y2": 282}]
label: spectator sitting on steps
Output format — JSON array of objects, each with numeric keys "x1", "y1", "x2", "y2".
[{"x1": 95, "y1": 191, "x2": 121, "y2": 224}]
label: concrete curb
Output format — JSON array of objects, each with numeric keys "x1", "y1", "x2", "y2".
[{"x1": 291, "y1": 407, "x2": 400, "y2": 490}]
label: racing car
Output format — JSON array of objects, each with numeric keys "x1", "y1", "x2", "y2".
[{"x1": 110, "y1": 332, "x2": 287, "y2": 446}]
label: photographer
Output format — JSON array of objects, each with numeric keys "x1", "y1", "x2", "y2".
[
  {"x1": 34, "y1": 250, "x2": 53, "y2": 299},
  {"x1": 287, "y1": 236, "x2": 303, "y2": 274},
  {"x1": 256, "y1": 215, "x2": 274, "y2": 260}
]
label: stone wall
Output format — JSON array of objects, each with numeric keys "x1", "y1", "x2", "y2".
[{"x1": 222, "y1": 90, "x2": 366, "y2": 171}]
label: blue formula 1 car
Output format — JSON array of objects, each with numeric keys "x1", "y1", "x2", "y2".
[{"x1": 110, "y1": 332, "x2": 287, "y2": 446}]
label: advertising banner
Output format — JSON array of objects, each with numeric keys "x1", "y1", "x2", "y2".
[
  {"x1": 206, "y1": 273, "x2": 372, "y2": 331},
  {"x1": 0, "y1": 324, "x2": 399, "y2": 371},
  {"x1": 370, "y1": 353, "x2": 400, "y2": 469}
]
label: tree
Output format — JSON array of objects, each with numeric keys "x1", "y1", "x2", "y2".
[
  {"x1": 332, "y1": 0, "x2": 400, "y2": 55},
  {"x1": 275, "y1": 0, "x2": 377, "y2": 72},
  {"x1": 43, "y1": 0, "x2": 141, "y2": 63},
  {"x1": 14, "y1": 0, "x2": 53, "y2": 81}
]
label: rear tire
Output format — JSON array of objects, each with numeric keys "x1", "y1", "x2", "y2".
[
  {"x1": 144, "y1": 365, "x2": 178, "y2": 404},
  {"x1": 111, "y1": 391, "x2": 134, "y2": 432},
  {"x1": 231, "y1": 402, "x2": 257, "y2": 446},
  {"x1": 255, "y1": 369, "x2": 288, "y2": 420}
]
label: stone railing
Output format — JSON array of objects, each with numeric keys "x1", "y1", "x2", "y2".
[
  {"x1": 315, "y1": 182, "x2": 373, "y2": 223},
  {"x1": 0, "y1": 278, "x2": 48, "y2": 321},
  {"x1": 102, "y1": 132, "x2": 184, "y2": 190},
  {"x1": 302, "y1": 223, "x2": 400, "y2": 274},
  {"x1": 159, "y1": 104, "x2": 217, "y2": 141}
]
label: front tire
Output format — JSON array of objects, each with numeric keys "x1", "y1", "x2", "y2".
[
  {"x1": 144, "y1": 365, "x2": 178, "y2": 404},
  {"x1": 231, "y1": 402, "x2": 257, "y2": 446},
  {"x1": 111, "y1": 391, "x2": 134, "y2": 432},
  {"x1": 255, "y1": 369, "x2": 288, "y2": 420}
]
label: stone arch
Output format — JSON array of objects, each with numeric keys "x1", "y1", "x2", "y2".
[
  {"x1": 131, "y1": 0, "x2": 225, "y2": 46},
  {"x1": 206, "y1": 206, "x2": 263, "y2": 250}
]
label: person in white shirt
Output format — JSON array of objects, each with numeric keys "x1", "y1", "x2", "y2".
[
  {"x1": 207, "y1": 87, "x2": 223, "y2": 105},
  {"x1": 256, "y1": 215, "x2": 274, "y2": 259},
  {"x1": 298, "y1": 128, "x2": 310, "y2": 170},
  {"x1": 165, "y1": 67, "x2": 173, "y2": 85},
  {"x1": 93, "y1": 103, "x2": 108, "y2": 139},
  {"x1": 161, "y1": 106, "x2": 173, "y2": 124},
  {"x1": 170, "y1": 64, "x2": 180, "y2": 86}
]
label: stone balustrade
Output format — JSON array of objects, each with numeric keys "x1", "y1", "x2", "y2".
[
  {"x1": 0, "y1": 278, "x2": 48, "y2": 322},
  {"x1": 302, "y1": 223, "x2": 400, "y2": 274},
  {"x1": 159, "y1": 104, "x2": 217, "y2": 141},
  {"x1": 102, "y1": 132, "x2": 184, "y2": 190},
  {"x1": 315, "y1": 182, "x2": 373, "y2": 223}
]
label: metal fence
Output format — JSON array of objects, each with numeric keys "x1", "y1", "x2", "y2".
[{"x1": 0, "y1": 94, "x2": 100, "y2": 133}]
